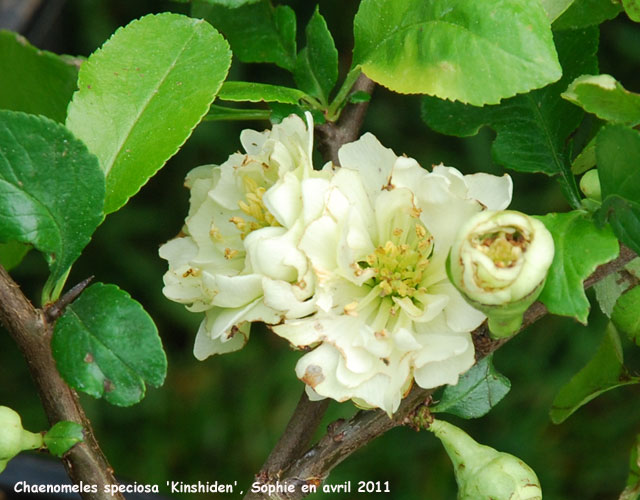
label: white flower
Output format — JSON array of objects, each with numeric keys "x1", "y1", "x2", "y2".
[
  {"x1": 448, "y1": 210, "x2": 554, "y2": 337},
  {"x1": 159, "y1": 114, "x2": 328, "y2": 359},
  {"x1": 273, "y1": 134, "x2": 513, "y2": 414}
]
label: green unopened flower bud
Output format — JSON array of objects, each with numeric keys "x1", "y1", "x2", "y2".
[
  {"x1": 429, "y1": 419, "x2": 542, "y2": 500},
  {"x1": 579, "y1": 169, "x2": 601, "y2": 202},
  {"x1": 448, "y1": 210, "x2": 554, "y2": 338},
  {"x1": 0, "y1": 406, "x2": 44, "y2": 473}
]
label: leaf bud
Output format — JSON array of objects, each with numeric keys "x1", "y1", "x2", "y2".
[{"x1": 579, "y1": 169, "x2": 602, "y2": 202}]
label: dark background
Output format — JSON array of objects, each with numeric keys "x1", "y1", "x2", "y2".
[{"x1": 1, "y1": 1, "x2": 640, "y2": 498}]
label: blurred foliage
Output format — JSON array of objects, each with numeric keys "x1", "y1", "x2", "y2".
[{"x1": 1, "y1": 1, "x2": 640, "y2": 499}]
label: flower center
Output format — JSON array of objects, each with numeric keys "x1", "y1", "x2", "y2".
[
  {"x1": 360, "y1": 223, "x2": 433, "y2": 299},
  {"x1": 473, "y1": 228, "x2": 528, "y2": 268},
  {"x1": 229, "y1": 176, "x2": 281, "y2": 239}
]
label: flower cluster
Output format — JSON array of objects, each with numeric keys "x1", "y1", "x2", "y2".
[{"x1": 160, "y1": 115, "x2": 515, "y2": 414}]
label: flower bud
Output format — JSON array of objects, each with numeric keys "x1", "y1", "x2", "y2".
[
  {"x1": 448, "y1": 210, "x2": 554, "y2": 338},
  {"x1": 0, "y1": 406, "x2": 43, "y2": 473},
  {"x1": 429, "y1": 419, "x2": 542, "y2": 500},
  {"x1": 579, "y1": 169, "x2": 601, "y2": 202}
]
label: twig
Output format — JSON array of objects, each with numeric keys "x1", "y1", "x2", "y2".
[
  {"x1": 0, "y1": 265, "x2": 122, "y2": 500},
  {"x1": 44, "y1": 275, "x2": 94, "y2": 322},
  {"x1": 243, "y1": 392, "x2": 330, "y2": 500},
  {"x1": 246, "y1": 244, "x2": 636, "y2": 499},
  {"x1": 315, "y1": 74, "x2": 376, "y2": 164}
]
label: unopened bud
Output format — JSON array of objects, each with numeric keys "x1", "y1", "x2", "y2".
[
  {"x1": 429, "y1": 419, "x2": 542, "y2": 500},
  {"x1": 0, "y1": 406, "x2": 43, "y2": 473},
  {"x1": 448, "y1": 210, "x2": 554, "y2": 338},
  {"x1": 579, "y1": 169, "x2": 601, "y2": 202}
]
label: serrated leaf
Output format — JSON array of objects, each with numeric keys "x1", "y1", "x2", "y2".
[
  {"x1": 0, "y1": 111, "x2": 105, "y2": 287},
  {"x1": 293, "y1": 7, "x2": 338, "y2": 106},
  {"x1": 550, "y1": 323, "x2": 639, "y2": 424},
  {"x1": 422, "y1": 28, "x2": 597, "y2": 205},
  {"x1": 538, "y1": 211, "x2": 619, "y2": 323},
  {"x1": 598, "y1": 196, "x2": 640, "y2": 255},
  {"x1": 563, "y1": 74, "x2": 640, "y2": 125},
  {"x1": 193, "y1": 0, "x2": 296, "y2": 70},
  {"x1": 613, "y1": 286, "x2": 640, "y2": 345},
  {"x1": 0, "y1": 241, "x2": 30, "y2": 272},
  {"x1": 44, "y1": 421, "x2": 84, "y2": 458},
  {"x1": 431, "y1": 356, "x2": 511, "y2": 419},
  {"x1": 66, "y1": 13, "x2": 231, "y2": 214},
  {"x1": 623, "y1": 0, "x2": 640, "y2": 21},
  {"x1": 0, "y1": 31, "x2": 80, "y2": 123},
  {"x1": 553, "y1": 0, "x2": 622, "y2": 30},
  {"x1": 217, "y1": 81, "x2": 308, "y2": 104},
  {"x1": 540, "y1": 0, "x2": 576, "y2": 21},
  {"x1": 353, "y1": 0, "x2": 561, "y2": 105},
  {"x1": 52, "y1": 283, "x2": 167, "y2": 407},
  {"x1": 594, "y1": 258, "x2": 640, "y2": 317}
]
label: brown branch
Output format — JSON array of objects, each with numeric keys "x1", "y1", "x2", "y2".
[
  {"x1": 243, "y1": 392, "x2": 330, "y2": 500},
  {"x1": 247, "y1": 244, "x2": 636, "y2": 500},
  {"x1": 0, "y1": 265, "x2": 122, "y2": 500},
  {"x1": 315, "y1": 73, "x2": 376, "y2": 164}
]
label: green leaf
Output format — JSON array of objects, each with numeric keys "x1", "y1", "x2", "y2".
[
  {"x1": 620, "y1": 434, "x2": 640, "y2": 500},
  {"x1": 597, "y1": 125, "x2": 640, "y2": 201},
  {"x1": 44, "y1": 421, "x2": 84, "y2": 458},
  {"x1": 217, "y1": 81, "x2": 308, "y2": 104},
  {"x1": 431, "y1": 356, "x2": 511, "y2": 419},
  {"x1": 623, "y1": 0, "x2": 640, "y2": 21},
  {"x1": 563, "y1": 74, "x2": 640, "y2": 126},
  {"x1": 196, "y1": 0, "x2": 260, "y2": 6},
  {"x1": 204, "y1": 104, "x2": 271, "y2": 122},
  {"x1": 52, "y1": 283, "x2": 167, "y2": 407},
  {"x1": 538, "y1": 211, "x2": 619, "y2": 323},
  {"x1": 353, "y1": 0, "x2": 561, "y2": 105},
  {"x1": 0, "y1": 111, "x2": 104, "y2": 288},
  {"x1": 0, "y1": 241, "x2": 30, "y2": 272},
  {"x1": 553, "y1": 0, "x2": 622, "y2": 30},
  {"x1": 293, "y1": 7, "x2": 338, "y2": 105},
  {"x1": 598, "y1": 196, "x2": 640, "y2": 255},
  {"x1": 421, "y1": 28, "x2": 597, "y2": 205},
  {"x1": 269, "y1": 102, "x2": 325, "y2": 125},
  {"x1": 0, "y1": 31, "x2": 80, "y2": 123},
  {"x1": 66, "y1": 13, "x2": 231, "y2": 214},
  {"x1": 572, "y1": 135, "x2": 597, "y2": 174},
  {"x1": 348, "y1": 91, "x2": 372, "y2": 104},
  {"x1": 540, "y1": 0, "x2": 576, "y2": 21},
  {"x1": 594, "y1": 258, "x2": 640, "y2": 317},
  {"x1": 193, "y1": 0, "x2": 296, "y2": 70},
  {"x1": 613, "y1": 286, "x2": 640, "y2": 345},
  {"x1": 550, "y1": 324, "x2": 639, "y2": 424},
  {"x1": 596, "y1": 125, "x2": 640, "y2": 253}
]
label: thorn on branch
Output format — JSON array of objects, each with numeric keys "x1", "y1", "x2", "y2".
[{"x1": 44, "y1": 276, "x2": 94, "y2": 323}]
